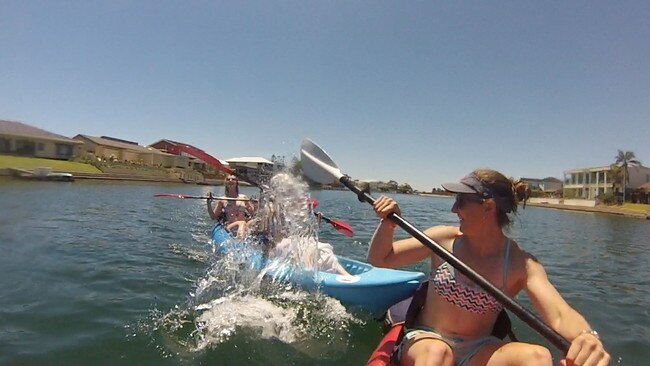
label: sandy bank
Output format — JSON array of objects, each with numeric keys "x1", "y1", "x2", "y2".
[{"x1": 526, "y1": 201, "x2": 649, "y2": 220}]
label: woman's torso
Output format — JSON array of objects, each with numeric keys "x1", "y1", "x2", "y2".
[
  {"x1": 417, "y1": 235, "x2": 524, "y2": 339},
  {"x1": 223, "y1": 196, "x2": 249, "y2": 223}
]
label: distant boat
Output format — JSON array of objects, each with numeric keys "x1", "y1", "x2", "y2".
[{"x1": 11, "y1": 167, "x2": 74, "y2": 182}]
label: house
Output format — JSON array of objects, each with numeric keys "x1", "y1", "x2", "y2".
[
  {"x1": 634, "y1": 182, "x2": 650, "y2": 204},
  {"x1": 225, "y1": 156, "x2": 276, "y2": 183},
  {"x1": 563, "y1": 165, "x2": 650, "y2": 200},
  {"x1": 519, "y1": 177, "x2": 563, "y2": 193},
  {"x1": 73, "y1": 135, "x2": 185, "y2": 168},
  {"x1": 0, "y1": 119, "x2": 82, "y2": 160}
]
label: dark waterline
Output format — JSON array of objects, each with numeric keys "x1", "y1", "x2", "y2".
[{"x1": 0, "y1": 180, "x2": 647, "y2": 365}]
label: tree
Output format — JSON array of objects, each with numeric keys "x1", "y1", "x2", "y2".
[
  {"x1": 614, "y1": 150, "x2": 641, "y2": 203},
  {"x1": 290, "y1": 157, "x2": 301, "y2": 176},
  {"x1": 608, "y1": 165, "x2": 623, "y2": 196},
  {"x1": 397, "y1": 183, "x2": 413, "y2": 194},
  {"x1": 386, "y1": 180, "x2": 399, "y2": 192}
]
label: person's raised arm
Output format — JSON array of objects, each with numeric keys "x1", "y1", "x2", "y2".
[
  {"x1": 524, "y1": 255, "x2": 610, "y2": 366},
  {"x1": 367, "y1": 196, "x2": 456, "y2": 268},
  {"x1": 208, "y1": 198, "x2": 225, "y2": 221},
  {"x1": 207, "y1": 192, "x2": 218, "y2": 220}
]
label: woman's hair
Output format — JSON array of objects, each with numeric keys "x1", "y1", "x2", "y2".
[
  {"x1": 473, "y1": 169, "x2": 519, "y2": 227},
  {"x1": 224, "y1": 175, "x2": 239, "y2": 197}
]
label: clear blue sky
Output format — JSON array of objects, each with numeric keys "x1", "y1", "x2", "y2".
[{"x1": 2, "y1": 1, "x2": 649, "y2": 191}]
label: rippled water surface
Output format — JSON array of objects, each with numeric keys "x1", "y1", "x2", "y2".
[{"x1": 1, "y1": 179, "x2": 648, "y2": 365}]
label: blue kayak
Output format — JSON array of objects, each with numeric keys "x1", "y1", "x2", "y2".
[{"x1": 211, "y1": 224, "x2": 425, "y2": 317}]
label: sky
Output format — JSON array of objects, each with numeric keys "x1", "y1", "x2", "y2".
[{"x1": 1, "y1": 1, "x2": 649, "y2": 191}]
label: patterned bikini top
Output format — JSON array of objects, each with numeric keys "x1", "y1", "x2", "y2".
[{"x1": 431, "y1": 237, "x2": 511, "y2": 315}]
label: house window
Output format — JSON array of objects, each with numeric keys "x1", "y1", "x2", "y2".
[
  {"x1": 16, "y1": 140, "x2": 35, "y2": 155},
  {"x1": 37, "y1": 142, "x2": 45, "y2": 151},
  {"x1": 55, "y1": 144, "x2": 72, "y2": 158},
  {"x1": 0, "y1": 138, "x2": 9, "y2": 153}
]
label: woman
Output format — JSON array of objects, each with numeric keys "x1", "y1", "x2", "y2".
[
  {"x1": 207, "y1": 175, "x2": 256, "y2": 237},
  {"x1": 368, "y1": 169, "x2": 609, "y2": 366}
]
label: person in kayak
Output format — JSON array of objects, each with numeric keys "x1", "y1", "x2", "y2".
[
  {"x1": 207, "y1": 174, "x2": 256, "y2": 237},
  {"x1": 251, "y1": 172, "x2": 352, "y2": 276},
  {"x1": 368, "y1": 169, "x2": 610, "y2": 366},
  {"x1": 270, "y1": 234, "x2": 352, "y2": 276}
]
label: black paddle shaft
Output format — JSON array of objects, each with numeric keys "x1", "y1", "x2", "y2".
[{"x1": 338, "y1": 175, "x2": 571, "y2": 353}]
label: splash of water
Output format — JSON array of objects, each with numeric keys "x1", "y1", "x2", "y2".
[
  {"x1": 253, "y1": 172, "x2": 324, "y2": 274},
  {"x1": 147, "y1": 172, "x2": 363, "y2": 355},
  {"x1": 194, "y1": 294, "x2": 298, "y2": 350}
]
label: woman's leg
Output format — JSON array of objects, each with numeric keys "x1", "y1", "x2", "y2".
[
  {"x1": 468, "y1": 341, "x2": 553, "y2": 366},
  {"x1": 401, "y1": 337, "x2": 454, "y2": 366}
]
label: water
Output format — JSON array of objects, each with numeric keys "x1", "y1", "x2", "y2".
[{"x1": 1, "y1": 179, "x2": 648, "y2": 365}]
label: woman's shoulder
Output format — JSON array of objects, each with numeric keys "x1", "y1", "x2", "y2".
[
  {"x1": 507, "y1": 239, "x2": 538, "y2": 263},
  {"x1": 507, "y1": 240, "x2": 546, "y2": 280},
  {"x1": 424, "y1": 225, "x2": 460, "y2": 238},
  {"x1": 423, "y1": 225, "x2": 460, "y2": 250}
]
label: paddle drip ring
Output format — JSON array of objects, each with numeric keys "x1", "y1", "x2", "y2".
[{"x1": 357, "y1": 181, "x2": 370, "y2": 202}]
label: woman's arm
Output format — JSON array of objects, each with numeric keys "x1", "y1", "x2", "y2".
[
  {"x1": 227, "y1": 220, "x2": 248, "y2": 238},
  {"x1": 207, "y1": 196, "x2": 217, "y2": 220},
  {"x1": 209, "y1": 200, "x2": 225, "y2": 221},
  {"x1": 524, "y1": 255, "x2": 610, "y2": 365},
  {"x1": 367, "y1": 196, "x2": 457, "y2": 268},
  {"x1": 368, "y1": 224, "x2": 455, "y2": 268}
]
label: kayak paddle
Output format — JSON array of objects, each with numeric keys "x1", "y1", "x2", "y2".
[
  {"x1": 154, "y1": 193, "x2": 257, "y2": 201},
  {"x1": 299, "y1": 138, "x2": 570, "y2": 353},
  {"x1": 316, "y1": 212, "x2": 354, "y2": 237}
]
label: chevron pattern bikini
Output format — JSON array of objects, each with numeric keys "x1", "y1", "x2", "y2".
[
  {"x1": 431, "y1": 237, "x2": 511, "y2": 315},
  {"x1": 393, "y1": 238, "x2": 512, "y2": 365}
]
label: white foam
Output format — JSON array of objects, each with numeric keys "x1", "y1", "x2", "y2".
[{"x1": 194, "y1": 294, "x2": 299, "y2": 350}]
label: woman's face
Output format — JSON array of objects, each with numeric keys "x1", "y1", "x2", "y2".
[
  {"x1": 452, "y1": 193, "x2": 486, "y2": 232},
  {"x1": 224, "y1": 176, "x2": 238, "y2": 196},
  {"x1": 225, "y1": 176, "x2": 238, "y2": 189}
]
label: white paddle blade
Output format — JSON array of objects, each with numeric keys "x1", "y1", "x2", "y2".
[{"x1": 300, "y1": 138, "x2": 343, "y2": 184}]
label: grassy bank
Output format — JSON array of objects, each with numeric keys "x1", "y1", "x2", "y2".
[
  {"x1": 0, "y1": 155, "x2": 102, "y2": 173},
  {"x1": 527, "y1": 201, "x2": 649, "y2": 219},
  {"x1": 621, "y1": 203, "x2": 650, "y2": 213}
]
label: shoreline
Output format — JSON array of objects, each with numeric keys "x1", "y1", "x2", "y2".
[
  {"x1": 524, "y1": 201, "x2": 650, "y2": 220},
  {"x1": 0, "y1": 168, "x2": 259, "y2": 187},
  {"x1": 418, "y1": 192, "x2": 649, "y2": 220},
  {"x1": 3, "y1": 168, "x2": 648, "y2": 220}
]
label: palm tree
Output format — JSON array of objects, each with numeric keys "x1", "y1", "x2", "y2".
[
  {"x1": 614, "y1": 150, "x2": 641, "y2": 202},
  {"x1": 609, "y1": 165, "x2": 623, "y2": 193}
]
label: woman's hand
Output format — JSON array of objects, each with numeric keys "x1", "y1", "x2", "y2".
[
  {"x1": 561, "y1": 332, "x2": 610, "y2": 366},
  {"x1": 373, "y1": 196, "x2": 401, "y2": 219},
  {"x1": 227, "y1": 220, "x2": 248, "y2": 239}
]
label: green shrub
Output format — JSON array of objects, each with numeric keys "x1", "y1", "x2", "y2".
[{"x1": 597, "y1": 192, "x2": 616, "y2": 205}]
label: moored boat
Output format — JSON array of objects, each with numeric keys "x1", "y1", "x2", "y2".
[
  {"x1": 211, "y1": 224, "x2": 425, "y2": 317},
  {"x1": 10, "y1": 167, "x2": 74, "y2": 182}
]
